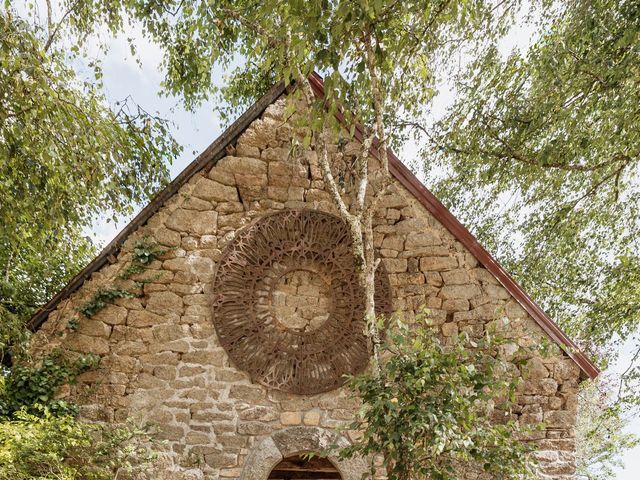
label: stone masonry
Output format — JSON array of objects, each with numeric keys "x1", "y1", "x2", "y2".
[{"x1": 32, "y1": 96, "x2": 582, "y2": 480}]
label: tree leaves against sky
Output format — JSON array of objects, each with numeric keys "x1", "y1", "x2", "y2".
[
  {"x1": 1, "y1": 6, "x2": 180, "y2": 477},
  {"x1": 0, "y1": 8, "x2": 181, "y2": 342},
  {"x1": 429, "y1": 2, "x2": 640, "y2": 475},
  {"x1": 430, "y1": 0, "x2": 639, "y2": 381},
  {"x1": 54, "y1": 0, "x2": 521, "y2": 135}
]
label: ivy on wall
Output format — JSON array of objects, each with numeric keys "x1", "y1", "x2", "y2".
[
  {"x1": 78, "y1": 236, "x2": 166, "y2": 320},
  {"x1": 0, "y1": 238, "x2": 166, "y2": 479},
  {"x1": 0, "y1": 351, "x2": 98, "y2": 418}
]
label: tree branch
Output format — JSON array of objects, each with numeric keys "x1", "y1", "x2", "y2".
[
  {"x1": 44, "y1": 0, "x2": 81, "y2": 52},
  {"x1": 296, "y1": 73, "x2": 352, "y2": 221}
]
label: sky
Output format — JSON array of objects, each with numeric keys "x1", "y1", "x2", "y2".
[{"x1": 70, "y1": 13, "x2": 640, "y2": 480}]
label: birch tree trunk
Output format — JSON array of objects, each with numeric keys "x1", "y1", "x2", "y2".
[{"x1": 297, "y1": 73, "x2": 387, "y2": 374}]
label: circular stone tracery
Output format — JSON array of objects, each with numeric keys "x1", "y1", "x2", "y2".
[{"x1": 211, "y1": 210, "x2": 392, "y2": 394}]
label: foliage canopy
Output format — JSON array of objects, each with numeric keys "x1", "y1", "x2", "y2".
[
  {"x1": 1, "y1": 5, "x2": 176, "y2": 479},
  {"x1": 428, "y1": 2, "x2": 640, "y2": 474},
  {"x1": 0, "y1": 9, "x2": 180, "y2": 349},
  {"x1": 0, "y1": 409, "x2": 159, "y2": 480},
  {"x1": 430, "y1": 0, "x2": 640, "y2": 370}
]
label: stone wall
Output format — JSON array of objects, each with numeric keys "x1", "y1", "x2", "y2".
[{"x1": 32, "y1": 98, "x2": 580, "y2": 479}]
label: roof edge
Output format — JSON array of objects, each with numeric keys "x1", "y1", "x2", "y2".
[
  {"x1": 27, "y1": 73, "x2": 599, "y2": 380},
  {"x1": 307, "y1": 73, "x2": 599, "y2": 380},
  {"x1": 27, "y1": 81, "x2": 287, "y2": 331}
]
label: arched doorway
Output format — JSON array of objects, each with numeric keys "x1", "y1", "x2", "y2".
[
  {"x1": 269, "y1": 455, "x2": 341, "y2": 480},
  {"x1": 239, "y1": 427, "x2": 367, "y2": 480}
]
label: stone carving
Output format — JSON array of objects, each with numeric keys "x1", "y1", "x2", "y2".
[{"x1": 212, "y1": 210, "x2": 392, "y2": 394}]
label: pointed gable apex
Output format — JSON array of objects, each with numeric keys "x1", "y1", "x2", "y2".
[{"x1": 27, "y1": 75, "x2": 599, "y2": 380}]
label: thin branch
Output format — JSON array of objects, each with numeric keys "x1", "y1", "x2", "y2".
[
  {"x1": 354, "y1": 133, "x2": 375, "y2": 217},
  {"x1": 541, "y1": 161, "x2": 629, "y2": 240},
  {"x1": 617, "y1": 343, "x2": 640, "y2": 401},
  {"x1": 4, "y1": 251, "x2": 12, "y2": 283},
  {"x1": 365, "y1": 34, "x2": 389, "y2": 175},
  {"x1": 300, "y1": 80, "x2": 351, "y2": 220},
  {"x1": 215, "y1": 6, "x2": 278, "y2": 46},
  {"x1": 439, "y1": 122, "x2": 627, "y2": 172},
  {"x1": 44, "y1": 0, "x2": 81, "y2": 52},
  {"x1": 45, "y1": 0, "x2": 53, "y2": 35}
]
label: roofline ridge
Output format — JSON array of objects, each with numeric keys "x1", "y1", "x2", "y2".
[
  {"x1": 307, "y1": 72, "x2": 598, "y2": 379},
  {"x1": 27, "y1": 73, "x2": 599, "y2": 380},
  {"x1": 27, "y1": 81, "x2": 287, "y2": 331}
]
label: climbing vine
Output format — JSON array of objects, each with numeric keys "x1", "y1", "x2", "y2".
[
  {"x1": 0, "y1": 237, "x2": 166, "y2": 478},
  {"x1": 1, "y1": 238, "x2": 165, "y2": 420},
  {"x1": 0, "y1": 351, "x2": 98, "y2": 418},
  {"x1": 119, "y1": 237, "x2": 167, "y2": 280},
  {"x1": 77, "y1": 237, "x2": 166, "y2": 320},
  {"x1": 78, "y1": 286, "x2": 137, "y2": 318}
]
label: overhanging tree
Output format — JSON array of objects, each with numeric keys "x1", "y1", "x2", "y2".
[
  {"x1": 430, "y1": 0, "x2": 639, "y2": 369},
  {"x1": 428, "y1": 0, "x2": 640, "y2": 476},
  {"x1": 56, "y1": 0, "x2": 522, "y2": 366},
  {"x1": 1, "y1": 5, "x2": 179, "y2": 478},
  {"x1": 0, "y1": 7, "x2": 180, "y2": 360}
]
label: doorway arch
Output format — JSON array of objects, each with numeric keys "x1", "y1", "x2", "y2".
[
  {"x1": 269, "y1": 454, "x2": 341, "y2": 480},
  {"x1": 239, "y1": 427, "x2": 368, "y2": 480}
]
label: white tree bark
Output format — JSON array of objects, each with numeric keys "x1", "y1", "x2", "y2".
[{"x1": 296, "y1": 71, "x2": 387, "y2": 374}]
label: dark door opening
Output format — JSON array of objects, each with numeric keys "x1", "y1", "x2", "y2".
[{"x1": 268, "y1": 455, "x2": 342, "y2": 480}]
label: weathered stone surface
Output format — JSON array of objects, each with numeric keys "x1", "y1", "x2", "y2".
[
  {"x1": 92, "y1": 305, "x2": 128, "y2": 326},
  {"x1": 146, "y1": 291, "x2": 183, "y2": 315},
  {"x1": 525, "y1": 357, "x2": 550, "y2": 379},
  {"x1": 66, "y1": 334, "x2": 110, "y2": 355},
  {"x1": 405, "y1": 231, "x2": 441, "y2": 249},
  {"x1": 554, "y1": 359, "x2": 580, "y2": 381},
  {"x1": 420, "y1": 256, "x2": 458, "y2": 272},
  {"x1": 128, "y1": 310, "x2": 165, "y2": 327},
  {"x1": 391, "y1": 218, "x2": 429, "y2": 234},
  {"x1": 280, "y1": 411, "x2": 302, "y2": 425},
  {"x1": 238, "y1": 436, "x2": 282, "y2": 480},
  {"x1": 441, "y1": 269, "x2": 471, "y2": 285},
  {"x1": 153, "y1": 227, "x2": 182, "y2": 247},
  {"x1": 239, "y1": 406, "x2": 279, "y2": 421},
  {"x1": 439, "y1": 284, "x2": 481, "y2": 300},
  {"x1": 193, "y1": 177, "x2": 239, "y2": 202},
  {"x1": 381, "y1": 235, "x2": 404, "y2": 251},
  {"x1": 237, "y1": 421, "x2": 273, "y2": 435},
  {"x1": 229, "y1": 385, "x2": 266, "y2": 403},
  {"x1": 76, "y1": 319, "x2": 111, "y2": 338},
  {"x1": 217, "y1": 156, "x2": 267, "y2": 175},
  {"x1": 544, "y1": 410, "x2": 575, "y2": 428},
  {"x1": 182, "y1": 196, "x2": 212, "y2": 211},
  {"x1": 382, "y1": 258, "x2": 407, "y2": 273},
  {"x1": 236, "y1": 144, "x2": 260, "y2": 158},
  {"x1": 304, "y1": 410, "x2": 321, "y2": 426},
  {"x1": 521, "y1": 378, "x2": 559, "y2": 395},
  {"x1": 441, "y1": 322, "x2": 458, "y2": 337},
  {"x1": 166, "y1": 209, "x2": 217, "y2": 235},
  {"x1": 32, "y1": 96, "x2": 583, "y2": 479},
  {"x1": 483, "y1": 283, "x2": 511, "y2": 299}
]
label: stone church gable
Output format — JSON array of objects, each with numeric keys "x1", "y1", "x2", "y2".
[{"x1": 29, "y1": 77, "x2": 596, "y2": 479}]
